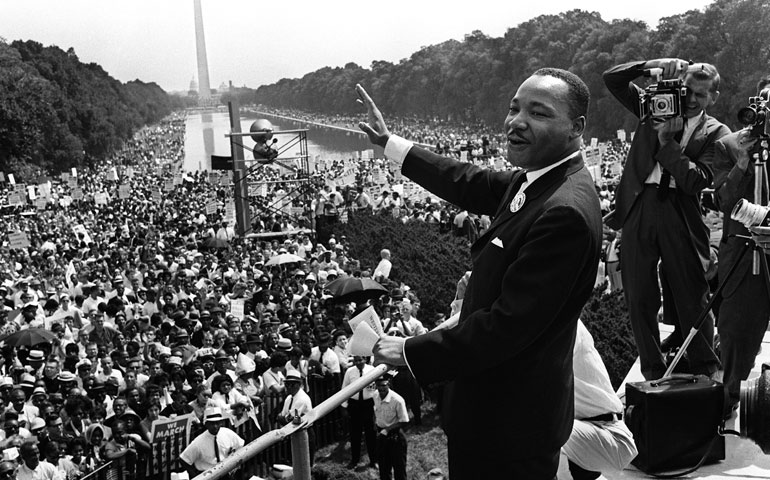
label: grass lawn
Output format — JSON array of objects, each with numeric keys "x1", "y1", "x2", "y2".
[{"x1": 312, "y1": 401, "x2": 448, "y2": 480}]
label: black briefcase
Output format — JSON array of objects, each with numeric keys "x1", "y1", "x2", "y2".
[{"x1": 624, "y1": 374, "x2": 725, "y2": 473}]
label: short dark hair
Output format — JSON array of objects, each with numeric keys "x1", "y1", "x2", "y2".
[
  {"x1": 532, "y1": 67, "x2": 590, "y2": 119},
  {"x1": 688, "y1": 63, "x2": 720, "y2": 93}
]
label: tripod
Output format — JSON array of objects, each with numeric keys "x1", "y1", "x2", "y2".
[{"x1": 664, "y1": 139, "x2": 770, "y2": 378}]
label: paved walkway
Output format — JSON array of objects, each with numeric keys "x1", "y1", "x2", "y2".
[{"x1": 557, "y1": 324, "x2": 770, "y2": 479}]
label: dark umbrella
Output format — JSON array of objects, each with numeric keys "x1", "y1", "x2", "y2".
[
  {"x1": 325, "y1": 277, "x2": 388, "y2": 304},
  {"x1": 0, "y1": 328, "x2": 57, "y2": 348}
]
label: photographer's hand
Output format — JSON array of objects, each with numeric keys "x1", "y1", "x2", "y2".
[
  {"x1": 735, "y1": 128, "x2": 758, "y2": 171},
  {"x1": 652, "y1": 117, "x2": 684, "y2": 145},
  {"x1": 356, "y1": 84, "x2": 391, "y2": 148},
  {"x1": 645, "y1": 58, "x2": 689, "y2": 79}
]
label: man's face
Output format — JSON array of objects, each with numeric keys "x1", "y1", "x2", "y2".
[
  {"x1": 683, "y1": 75, "x2": 718, "y2": 118},
  {"x1": 101, "y1": 358, "x2": 113, "y2": 372},
  {"x1": 113, "y1": 399, "x2": 127, "y2": 416},
  {"x1": 11, "y1": 391, "x2": 24, "y2": 410},
  {"x1": 206, "y1": 420, "x2": 221, "y2": 435},
  {"x1": 22, "y1": 445, "x2": 39, "y2": 469},
  {"x1": 504, "y1": 75, "x2": 580, "y2": 171}
]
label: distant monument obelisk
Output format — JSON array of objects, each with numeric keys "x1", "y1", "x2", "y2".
[{"x1": 193, "y1": 0, "x2": 211, "y2": 102}]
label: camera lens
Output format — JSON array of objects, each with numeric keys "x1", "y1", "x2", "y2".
[
  {"x1": 738, "y1": 106, "x2": 758, "y2": 126},
  {"x1": 740, "y1": 364, "x2": 770, "y2": 453}
]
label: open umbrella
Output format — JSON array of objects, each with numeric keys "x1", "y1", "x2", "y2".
[
  {"x1": 0, "y1": 328, "x2": 57, "y2": 348},
  {"x1": 265, "y1": 253, "x2": 304, "y2": 266},
  {"x1": 325, "y1": 277, "x2": 388, "y2": 304}
]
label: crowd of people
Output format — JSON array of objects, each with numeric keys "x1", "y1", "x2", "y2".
[{"x1": 0, "y1": 108, "x2": 472, "y2": 479}]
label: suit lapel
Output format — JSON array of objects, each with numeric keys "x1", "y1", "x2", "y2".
[{"x1": 471, "y1": 156, "x2": 584, "y2": 260}]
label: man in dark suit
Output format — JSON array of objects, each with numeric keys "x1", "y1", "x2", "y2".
[
  {"x1": 603, "y1": 59, "x2": 729, "y2": 380},
  {"x1": 357, "y1": 68, "x2": 602, "y2": 479},
  {"x1": 713, "y1": 75, "x2": 770, "y2": 416}
]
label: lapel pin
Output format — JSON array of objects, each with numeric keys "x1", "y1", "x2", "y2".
[{"x1": 510, "y1": 192, "x2": 526, "y2": 213}]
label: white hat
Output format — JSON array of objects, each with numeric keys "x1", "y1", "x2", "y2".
[
  {"x1": 204, "y1": 407, "x2": 225, "y2": 423},
  {"x1": 2, "y1": 447, "x2": 18, "y2": 462}
]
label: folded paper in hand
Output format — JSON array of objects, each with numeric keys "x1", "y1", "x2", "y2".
[
  {"x1": 348, "y1": 306, "x2": 384, "y2": 356},
  {"x1": 349, "y1": 321, "x2": 382, "y2": 356}
]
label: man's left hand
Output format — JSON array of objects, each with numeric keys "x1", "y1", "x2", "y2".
[
  {"x1": 652, "y1": 117, "x2": 684, "y2": 145},
  {"x1": 373, "y1": 335, "x2": 407, "y2": 367}
]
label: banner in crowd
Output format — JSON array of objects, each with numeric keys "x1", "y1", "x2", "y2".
[
  {"x1": 8, "y1": 232, "x2": 30, "y2": 249},
  {"x1": 150, "y1": 413, "x2": 194, "y2": 444}
]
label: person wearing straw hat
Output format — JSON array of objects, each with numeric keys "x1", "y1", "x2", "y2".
[
  {"x1": 179, "y1": 407, "x2": 244, "y2": 477},
  {"x1": 279, "y1": 371, "x2": 315, "y2": 464}
]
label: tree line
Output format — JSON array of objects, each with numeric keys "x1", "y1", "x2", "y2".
[
  {"x1": 253, "y1": 0, "x2": 770, "y2": 139},
  {"x1": 0, "y1": 39, "x2": 192, "y2": 179}
]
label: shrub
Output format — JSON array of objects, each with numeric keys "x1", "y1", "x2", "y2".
[
  {"x1": 332, "y1": 212, "x2": 471, "y2": 322},
  {"x1": 580, "y1": 285, "x2": 637, "y2": 389}
]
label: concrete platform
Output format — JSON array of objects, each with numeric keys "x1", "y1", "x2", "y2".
[{"x1": 557, "y1": 324, "x2": 770, "y2": 479}]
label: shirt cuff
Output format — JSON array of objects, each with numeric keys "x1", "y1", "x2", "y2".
[
  {"x1": 384, "y1": 135, "x2": 414, "y2": 172},
  {"x1": 402, "y1": 337, "x2": 417, "y2": 380}
]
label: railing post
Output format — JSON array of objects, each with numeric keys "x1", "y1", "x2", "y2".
[{"x1": 290, "y1": 429, "x2": 311, "y2": 480}]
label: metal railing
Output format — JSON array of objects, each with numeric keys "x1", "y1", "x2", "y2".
[{"x1": 192, "y1": 364, "x2": 388, "y2": 480}]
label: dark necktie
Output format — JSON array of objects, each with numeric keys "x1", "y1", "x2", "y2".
[
  {"x1": 225, "y1": 393, "x2": 230, "y2": 403},
  {"x1": 358, "y1": 367, "x2": 364, "y2": 401},
  {"x1": 658, "y1": 127, "x2": 684, "y2": 200},
  {"x1": 213, "y1": 434, "x2": 220, "y2": 462}
]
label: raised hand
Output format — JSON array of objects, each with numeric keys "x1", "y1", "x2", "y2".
[{"x1": 355, "y1": 84, "x2": 391, "y2": 148}]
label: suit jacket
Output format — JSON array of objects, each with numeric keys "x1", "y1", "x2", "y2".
[
  {"x1": 713, "y1": 131, "x2": 764, "y2": 299},
  {"x1": 603, "y1": 61, "x2": 730, "y2": 264},
  {"x1": 401, "y1": 147, "x2": 602, "y2": 462}
]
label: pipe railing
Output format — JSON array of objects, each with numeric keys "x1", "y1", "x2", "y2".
[{"x1": 192, "y1": 363, "x2": 389, "y2": 480}]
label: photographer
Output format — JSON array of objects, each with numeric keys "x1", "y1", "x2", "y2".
[
  {"x1": 713, "y1": 75, "x2": 770, "y2": 417},
  {"x1": 603, "y1": 59, "x2": 729, "y2": 380}
]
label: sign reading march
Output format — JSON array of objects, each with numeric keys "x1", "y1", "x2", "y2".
[{"x1": 150, "y1": 413, "x2": 194, "y2": 444}]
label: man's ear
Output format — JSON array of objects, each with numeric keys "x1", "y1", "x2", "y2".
[
  {"x1": 571, "y1": 116, "x2": 586, "y2": 139},
  {"x1": 710, "y1": 90, "x2": 720, "y2": 106}
]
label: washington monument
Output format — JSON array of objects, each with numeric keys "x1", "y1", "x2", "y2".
[{"x1": 193, "y1": 0, "x2": 211, "y2": 102}]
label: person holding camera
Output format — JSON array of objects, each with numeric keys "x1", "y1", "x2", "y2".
[
  {"x1": 712, "y1": 75, "x2": 770, "y2": 417},
  {"x1": 603, "y1": 59, "x2": 730, "y2": 380}
]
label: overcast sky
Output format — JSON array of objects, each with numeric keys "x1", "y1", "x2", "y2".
[{"x1": 0, "y1": 0, "x2": 714, "y2": 93}]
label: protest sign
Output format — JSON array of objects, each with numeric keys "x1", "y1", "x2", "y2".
[
  {"x1": 617, "y1": 130, "x2": 627, "y2": 142},
  {"x1": 230, "y1": 299, "x2": 244, "y2": 320},
  {"x1": 150, "y1": 414, "x2": 194, "y2": 444},
  {"x1": 8, "y1": 232, "x2": 30, "y2": 249},
  {"x1": 118, "y1": 185, "x2": 131, "y2": 199}
]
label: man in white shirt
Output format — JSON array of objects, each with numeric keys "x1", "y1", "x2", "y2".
[
  {"x1": 342, "y1": 356, "x2": 378, "y2": 470},
  {"x1": 180, "y1": 407, "x2": 244, "y2": 477},
  {"x1": 17, "y1": 442, "x2": 62, "y2": 480},
  {"x1": 309, "y1": 332, "x2": 340, "y2": 377},
  {"x1": 279, "y1": 371, "x2": 315, "y2": 463},
  {"x1": 373, "y1": 249, "x2": 392, "y2": 280},
  {"x1": 373, "y1": 375, "x2": 409, "y2": 480},
  {"x1": 562, "y1": 320, "x2": 637, "y2": 479}
]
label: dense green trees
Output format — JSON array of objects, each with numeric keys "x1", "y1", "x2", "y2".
[
  {"x1": 255, "y1": 0, "x2": 770, "y2": 139},
  {"x1": 0, "y1": 39, "x2": 186, "y2": 178}
]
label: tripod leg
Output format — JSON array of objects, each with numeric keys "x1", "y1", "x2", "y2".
[{"x1": 663, "y1": 238, "x2": 754, "y2": 378}]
